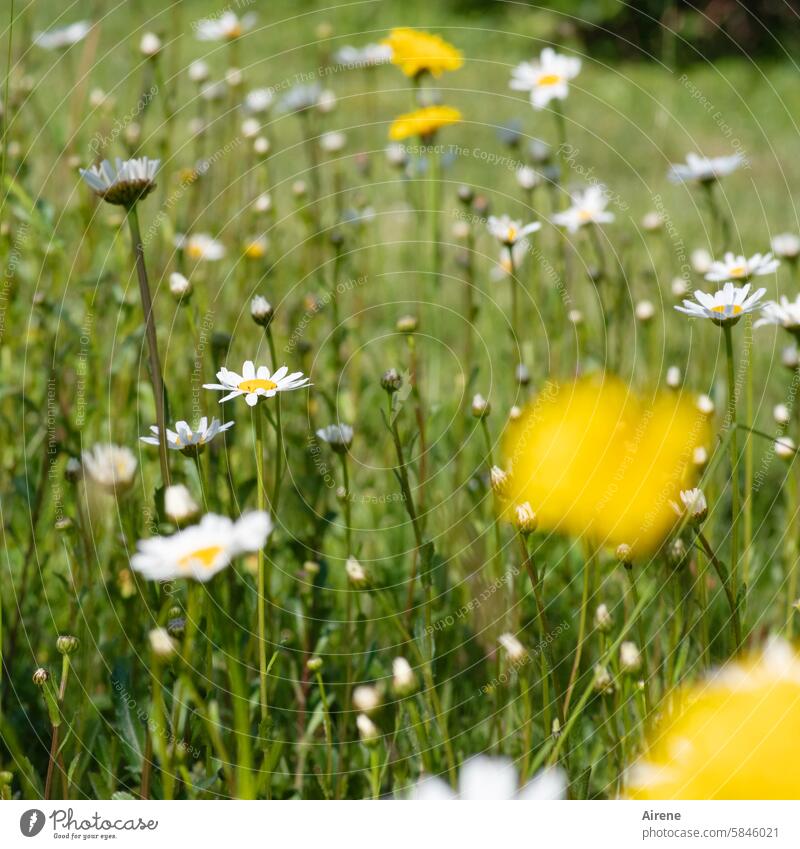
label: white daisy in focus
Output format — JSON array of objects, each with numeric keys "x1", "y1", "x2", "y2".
[
  {"x1": 704, "y1": 252, "x2": 779, "y2": 283},
  {"x1": 334, "y1": 43, "x2": 392, "y2": 68},
  {"x1": 177, "y1": 233, "x2": 226, "y2": 261},
  {"x1": 755, "y1": 295, "x2": 800, "y2": 334},
  {"x1": 204, "y1": 361, "x2": 311, "y2": 407},
  {"x1": 486, "y1": 214, "x2": 541, "y2": 247},
  {"x1": 195, "y1": 11, "x2": 255, "y2": 41},
  {"x1": 82, "y1": 444, "x2": 137, "y2": 495},
  {"x1": 675, "y1": 282, "x2": 766, "y2": 326},
  {"x1": 668, "y1": 152, "x2": 745, "y2": 184},
  {"x1": 79, "y1": 157, "x2": 159, "y2": 206},
  {"x1": 410, "y1": 755, "x2": 565, "y2": 800},
  {"x1": 140, "y1": 417, "x2": 234, "y2": 455},
  {"x1": 771, "y1": 233, "x2": 800, "y2": 260},
  {"x1": 34, "y1": 21, "x2": 91, "y2": 50},
  {"x1": 131, "y1": 512, "x2": 272, "y2": 582},
  {"x1": 552, "y1": 185, "x2": 615, "y2": 233},
  {"x1": 510, "y1": 48, "x2": 581, "y2": 110}
]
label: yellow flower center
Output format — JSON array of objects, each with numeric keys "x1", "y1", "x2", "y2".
[
  {"x1": 187, "y1": 244, "x2": 204, "y2": 259},
  {"x1": 578, "y1": 209, "x2": 593, "y2": 222},
  {"x1": 711, "y1": 304, "x2": 743, "y2": 315},
  {"x1": 507, "y1": 226, "x2": 517, "y2": 242},
  {"x1": 245, "y1": 243, "x2": 265, "y2": 259},
  {"x1": 729, "y1": 265, "x2": 747, "y2": 277},
  {"x1": 226, "y1": 24, "x2": 242, "y2": 39},
  {"x1": 538, "y1": 73, "x2": 562, "y2": 86},
  {"x1": 178, "y1": 545, "x2": 223, "y2": 570},
  {"x1": 238, "y1": 378, "x2": 278, "y2": 393}
]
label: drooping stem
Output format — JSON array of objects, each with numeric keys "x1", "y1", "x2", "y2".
[{"x1": 128, "y1": 204, "x2": 170, "y2": 488}]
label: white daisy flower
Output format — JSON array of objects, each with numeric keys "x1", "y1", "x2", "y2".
[
  {"x1": 177, "y1": 233, "x2": 226, "y2": 261},
  {"x1": 195, "y1": 11, "x2": 256, "y2": 42},
  {"x1": 754, "y1": 295, "x2": 800, "y2": 333},
  {"x1": 486, "y1": 214, "x2": 541, "y2": 246},
  {"x1": 334, "y1": 43, "x2": 392, "y2": 68},
  {"x1": 243, "y1": 88, "x2": 274, "y2": 114},
  {"x1": 491, "y1": 239, "x2": 530, "y2": 281},
  {"x1": 82, "y1": 443, "x2": 138, "y2": 494},
  {"x1": 34, "y1": 21, "x2": 91, "y2": 50},
  {"x1": 320, "y1": 131, "x2": 347, "y2": 154},
  {"x1": 672, "y1": 487, "x2": 708, "y2": 523},
  {"x1": 204, "y1": 361, "x2": 311, "y2": 407},
  {"x1": 516, "y1": 165, "x2": 540, "y2": 191},
  {"x1": 131, "y1": 512, "x2": 272, "y2": 582},
  {"x1": 510, "y1": 48, "x2": 581, "y2": 110},
  {"x1": 668, "y1": 152, "x2": 745, "y2": 184},
  {"x1": 771, "y1": 233, "x2": 800, "y2": 260},
  {"x1": 140, "y1": 416, "x2": 234, "y2": 454},
  {"x1": 552, "y1": 185, "x2": 615, "y2": 232},
  {"x1": 316, "y1": 423, "x2": 354, "y2": 452},
  {"x1": 675, "y1": 282, "x2": 766, "y2": 326},
  {"x1": 79, "y1": 157, "x2": 159, "y2": 206},
  {"x1": 704, "y1": 252, "x2": 779, "y2": 283},
  {"x1": 410, "y1": 755, "x2": 565, "y2": 800},
  {"x1": 281, "y1": 83, "x2": 322, "y2": 113}
]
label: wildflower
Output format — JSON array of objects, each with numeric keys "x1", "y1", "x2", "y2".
[
  {"x1": 666, "y1": 365, "x2": 682, "y2": 388},
  {"x1": 594, "y1": 604, "x2": 613, "y2": 633},
  {"x1": 34, "y1": 21, "x2": 91, "y2": 50},
  {"x1": 79, "y1": 157, "x2": 159, "y2": 207},
  {"x1": 771, "y1": 233, "x2": 800, "y2": 260},
  {"x1": 392, "y1": 657, "x2": 418, "y2": 697},
  {"x1": 675, "y1": 282, "x2": 766, "y2": 326},
  {"x1": 388, "y1": 105, "x2": 462, "y2": 141},
  {"x1": 132, "y1": 512, "x2": 271, "y2": 582},
  {"x1": 628, "y1": 641, "x2": 800, "y2": 799},
  {"x1": 510, "y1": 48, "x2": 581, "y2": 109},
  {"x1": 148, "y1": 628, "x2": 176, "y2": 659},
  {"x1": 306, "y1": 656, "x2": 323, "y2": 673},
  {"x1": 410, "y1": 755, "x2": 565, "y2": 800},
  {"x1": 552, "y1": 185, "x2": 615, "y2": 233},
  {"x1": 140, "y1": 417, "x2": 234, "y2": 455},
  {"x1": 334, "y1": 43, "x2": 392, "y2": 68},
  {"x1": 243, "y1": 235, "x2": 268, "y2": 259},
  {"x1": 635, "y1": 300, "x2": 655, "y2": 322},
  {"x1": 486, "y1": 214, "x2": 541, "y2": 247},
  {"x1": 619, "y1": 641, "x2": 641, "y2": 674},
  {"x1": 353, "y1": 685, "x2": 381, "y2": 714},
  {"x1": 498, "y1": 633, "x2": 527, "y2": 663},
  {"x1": 320, "y1": 131, "x2": 347, "y2": 154},
  {"x1": 641, "y1": 211, "x2": 663, "y2": 231},
  {"x1": 755, "y1": 294, "x2": 800, "y2": 335},
  {"x1": 195, "y1": 11, "x2": 255, "y2": 41},
  {"x1": 516, "y1": 166, "x2": 540, "y2": 191},
  {"x1": 471, "y1": 393, "x2": 490, "y2": 418},
  {"x1": 316, "y1": 423, "x2": 354, "y2": 453},
  {"x1": 696, "y1": 394, "x2": 714, "y2": 416},
  {"x1": 281, "y1": 83, "x2": 322, "y2": 113},
  {"x1": 243, "y1": 88, "x2": 274, "y2": 114},
  {"x1": 381, "y1": 368, "x2": 403, "y2": 393},
  {"x1": 705, "y1": 251, "x2": 779, "y2": 283},
  {"x1": 205, "y1": 361, "x2": 310, "y2": 407},
  {"x1": 356, "y1": 713, "x2": 379, "y2": 746},
  {"x1": 32, "y1": 668, "x2": 49, "y2": 686},
  {"x1": 489, "y1": 465, "x2": 510, "y2": 497},
  {"x1": 178, "y1": 233, "x2": 226, "y2": 261},
  {"x1": 593, "y1": 664, "x2": 614, "y2": 694},
  {"x1": 774, "y1": 403, "x2": 791, "y2": 426},
  {"x1": 250, "y1": 296, "x2": 273, "y2": 328},
  {"x1": 82, "y1": 444, "x2": 137, "y2": 494},
  {"x1": 502, "y1": 376, "x2": 709, "y2": 556},
  {"x1": 139, "y1": 32, "x2": 162, "y2": 58},
  {"x1": 168, "y1": 272, "x2": 192, "y2": 302},
  {"x1": 491, "y1": 240, "x2": 530, "y2": 280},
  {"x1": 385, "y1": 143, "x2": 408, "y2": 169},
  {"x1": 690, "y1": 248, "x2": 713, "y2": 274},
  {"x1": 346, "y1": 556, "x2": 369, "y2": 588},
  {"x1": 668, "y1": 152, "x2": 745, "y2": 184},
  {"x1": 775, "y1": 436, "x2": 796, "y2": 460},
  {"x1": 671, "y1": 277, "x2": 689, "y2": 298},
  {"x1": 513, "y1": 502, "x2": 538, "y2": 535},
  {"x1": 616, "y1": 543, "x2": 633, "y2": 565},
  {"x1": 188, "y1": 60, "x2": 210, "y2": 83},
  {"x1": 383, "y1": 28, "x2": 463, "y2": 78},
  {"x1": 164, "y1": 484, "x2": 200, "y2": 525},
  {"x1": 56, "y1": 636, "x2": 79, "y2": 655}
]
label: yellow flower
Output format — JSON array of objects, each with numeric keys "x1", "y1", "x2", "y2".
[
  {"x1": 383, "y1": 28, "x2": 463, "y2": 78},
  {"x1": 501, "y1": 375, "x2": 708, "y2": 556},
  {"x1": 388, "y1": 105, "x2": 462, "y2": 141},
  {"x1": 628, "y1": 641, "x2": 800, "y2": 799}
]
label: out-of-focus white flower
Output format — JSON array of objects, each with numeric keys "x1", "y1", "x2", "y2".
[
  {"x1": 346, "y1": 556, "x2": 369, "y2": 588},
  {"x1": 635, "y1": 300, "x2": 655, "y2": 322},
  {"x1": 132, "y1": 512, "x2": 271, "y2": 582},
  {"x1": 498, "y1": 633, "x2": 527, "y2": 663},
  {"x1": 317, "y1": 89, "x2": 337, "y2": 113},
  {"x1": 516, "y1": 165, "x2": 540, "y2": 191},
  {"x1": 771, "y1": 233, "x2": 800, "y2": 260},
  {"x1": 552, "y1": 185, "x2": 615, "y2": 232},
  {"x1": 356, "y1": 713, "x2": 379, "y2": 745},
  {"x1": 164, "y1": 484, "x2": 200, "y2": 524},
  {"x1": 385, "y1": 143, "x2": 408, "y2": 168},
  {"x1": 666, "y1": 365, "x2": 681, "y2": 388},
  {"x1": 676, "y1": 487, "x2": 708, "y2": 523},
  {"x1": 320, "y1": 131, "x2": 347, "y2": 154},
  {"x1": 178, "y1": 232, "x2": 226, "y2": 261},
  {"x1": 392, "y1": 657, "x2": 418, "y2": 696},
  {"x1": 491, "y1": 239, "x2": 530, "y2": 281},
  {"x1": 672, "y1": 277, "x2": 689, "y2": 298},
  {"x1": 316, "y1": 423, "x2": 354, "y2": 451},
  {"x1": 82, "y1": 444, "x2": 137, "y2": 494},
  {"x1": 334, "y1": 43, "x2": 392, "y2": 68},
  {"x1": 755, "y1": 295, "x2": 800, "y2": 334},
  {"x1": 281, "y1": 83, "x2": 322, "y2": 112},
  {"x1": 774, "y1": 403, "x2": 791, "y2": 426},
  {"x1": 510, "y1": 48, "x2": 581, "y2": 110},
  {"x1": 620, "y1": 641, "x2": 642, "y2": 673},
  {"x1": 34, "y1": 21, "x2": 91, "y2": 50},
  {"x1": 139, "y1": 32, "x2": 162, "y2": 57},
  {"x1": 205, "y1": 361, "x2": 311, "y2": 407},
  {"x1": 705, "y1": 252, "x2": 779, "y2": 283},
  {"x1": 410, "y1": 755, "x2": 566, "y2": 800},
  {"x1": 169, "y1": 272, "x2": 192, "y2": 300},
  {"x1": 775, "y1": 436, "x2": 796, "y2": 460},
  {"x1": 352, "y1": 684, "x2": 381, "y2": 714},
  {"x1": 691, "y1": 248, "x2": 713, "y2": 274},
  {"x1": 675, "y1": 282, "x2": 766, "y2": 326},
  {"x1": 243, "y1": 88, "x2": 274, "y2": 114},
  {"x1": 668, "y1": 152, "x2": 745, "y2": 184},
  {"x1": 195, "y1": 11, "x2": 255, "y2": 41},
  {"x1": 487, "y1": 214, "x2": 541, "y2": 247},
  {"x1": 696, "y1": 394, "x2": 715, "y2": 416},
  {"x1": 641, "y1": 211, "x2": 663, "y2": 231},
  {"x1": 188, "y1": 60, "x2": 210, "y2": 83},
  {"x1": 149, "y1": 627, "x2": 176, "y2": 658}
]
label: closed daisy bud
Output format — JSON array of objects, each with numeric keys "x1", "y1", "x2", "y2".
[
  {"x1": 508, "y1": 405, "x2": 523, "y2": 422},
  {"x1": 696, "y1": 394, "x2": 714, "y2": 416},
  {"x1": 139, "y1": 32, "x2": 162, "y2": 57},
  {"x1": 490, "y1": 465, "x2": 510, "y2": 497},
  {"x1": 515, "y1": 362, "x2": 531, "y2": 386},
  {"x1": 775, "y1": 436, "x2": 796, "y2": 460},
  {"x1": 164, "y1": 484, "x2": 200, "y2": 525},
  {"x1": 774, "y1": 403, "x2": 791, "y2": 426},
  {"x1": 32, "y1": 668, "x2": 49, "y2": 686},
  {"x1": 292, "y1": 180, "x2": 307, "y2": 198},
  {"x1": 317, "y1": 423, "x2": 354, "y2": 453},
  {"x1": 169, "y1": 272, "x2": 192, "y2": 302},
  {"x1": 593, "y1": 664, "x2": 614, "y2": 694},
  {"x1": 381, "y1": 368, "x2": 403, "y2": 393},
  {"x1": 693, "y1": 445, "x2": 709, "y2": 469},
  {"x1": 396, "y1": 314, "x2": 418, "y2": 333},
  {"x1": 635, "y1": 300, "x2": 655, "y2": 323},
  {"x1": 353, "y1": 684, "x2": 381, "y2": 714},
  {"x1": 594, "y1": 603, "x2": 613, "y2": 633},
  {"x1": 669, "y1": 537, "x2": 688, "y2": 566},
  {"x1": 225, "y1": 67, "x2": 243, "y2": 88},
  {"x1": 620, "y1": 641, "x2": 642, "y2": 673},
  {"x1": 167, "y1": 616, "x2": 185, "y2": 638},
  {"x1": 666, "y1": 365, "x2": 682, "y2": 388},
  {"x1": 392, "y1": 657, "x2": 417, "y2": 697},
  {"x1": 254, "y1": 136, "x2": 270, "y2": 157},
  {"x1": 356, "y1": 713, "x2": 379, "y2": 746},
  {"x1": 472, "y1": 393, "x2": 490, "y2": 418},
  {"x1": 250, "y1": 295, "x2": 274, "y2": 328},
  {"x1": 513, "y1": 502, "x2": 537, "y2": 535},
  {"x1": 567, "y1": 308, "x2": 583, "y2": 325},
  {"x1": 307, "y1": 656, "x2": 323, "y2": 672},
  {"x1": 56, "y1": 635, "x2": 79, "y2": 655},
  {"x1": 616, "y1": 543, "x2": 632, "y2": 566},
  {"x1": 499, "y1": 633, "x2": 527, "y2": 663},
  {"x1": 346, "y1": 556, "x2": 368, "y2": 588},
  {"x1": 149, "y1": 627, "x2": 177, "y2": 659}
]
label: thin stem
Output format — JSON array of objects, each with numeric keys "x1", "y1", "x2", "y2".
[
  {"x1": 723, "y1": 324, "x2": 741, "y2": 607},
  {"x1": 624, "y1": 562, "x2": 652, "y2": 716},
  {"x1": 563, "y1": 545, "x2": 592, "y2": 718},
  {"x1": 697, "y1": 530, "x2": 744, "y2": 651},
  {"x1": 254, "y1": 408, "x2": 269, "y2": 722}
]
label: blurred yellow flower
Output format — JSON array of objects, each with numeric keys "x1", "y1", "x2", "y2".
[
  {"x1": 628, "y1": 641, "x2": 800, "y2": 799},
  {"x1": 501, "y1": 375, "x2": 708, "y2": 556},
  {"x1": 383, "y1": 28, "x2": 463, "y2": 78},
  {"x1": 389, "y1": 105, "x2": 462, "y2": 141}
]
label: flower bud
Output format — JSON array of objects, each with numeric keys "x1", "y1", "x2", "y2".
[
  {"x1": 489, "y1": 465, "x2": 510, "y2": 497},
  {"x1": 395, "y1": 314, "x2": 418, "y2": 333},
  {"x1": 616, "y1": 543, "x2": 632, "y2": 566},
  {"x1": 498, "y1": 633, "x2": 527, "y2": 663},
  {"x1": 353, "y1": 684, "x2": 381, "y2": 714},
  {"x1": 594, "y1": 603, "x2": 613, "y2": 633},
  {"x1": 593, "y1": 664, "x2": 614, "y2": 694},
  {"x1": 149, "y1": 627, "x2": 177, "y2": 659},
  {"x1": 635, "y1": 300, "x2": 655, "y2": 323},
  {"x1": 139, "y1": 32, "x2": 162, "y2": 58},
  {"x1": 457, "y1": 185, "x2": 474, "y2": 205},
  {"x1": 167, "y1": 616, "x2": 186, "y2": 638},
  {"x1": 356, "y1": 713, "x2": 379, "y2": 746},
  {"x1": 513, "y1": 502, "x2": 537, "y2": 535},
  {"x1": 169, "y1": 272, "x2": 192, "y2": 302},
  {"x1": 392, "y1": 657, "x2": 417, "y2": 697},
  {"x1": 774, "y1": 403, "x2": 791, "y2": 427},
  {"x1": 32, "y1": 668, "x2": 49, "y2": 686},
  {"x1": 696, "y1": 394, "x2": 714, "y2": 416},
  {"x1": 471, "y1": 393, "x2": 490, "y2": 418},
  {"x1": 381, "y1": 368, "x2": 403, "y2": 393},
  {"x1": 56, "y1": 635, "x2": 79, "y2": 655},
  {"x1": 250, "y1": 295, "x2": 274, "y2": 328},
  {"x1": 346, "y1": 556, "x2": 368, "y2": 588},
  {"x1": 666, "y1": 365, "x2": 682, "y2": 389},
  {"x1": 620, "y1": 641, "x2": 642, "y2": 673},
  {"x1": 776, "y1": 436, "x2": 796, "y2": 461},
  {"x1": 515, "y1": 362, "x2": 531, "y2": 386},
  {"x1": 307, "y1": 656, "x2": 323, "y2": 673}
]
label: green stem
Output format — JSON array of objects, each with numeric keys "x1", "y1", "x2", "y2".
[
  {"x1": 254, "y1": 409, "x2": 268, "y2": 722},
  {"x1": 697, "y1": 530, "x2": 743, "y2": 651},
  {"x1": 723, "y1": 324, "x2": 741, "y2": 607},
  {"x1": 624, "y1": 563, "x2": 652, "y2": 716}
]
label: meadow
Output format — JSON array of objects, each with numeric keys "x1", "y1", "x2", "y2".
[{"x1": 2, "y1": 0, "x2": 800, "y2": 801}]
